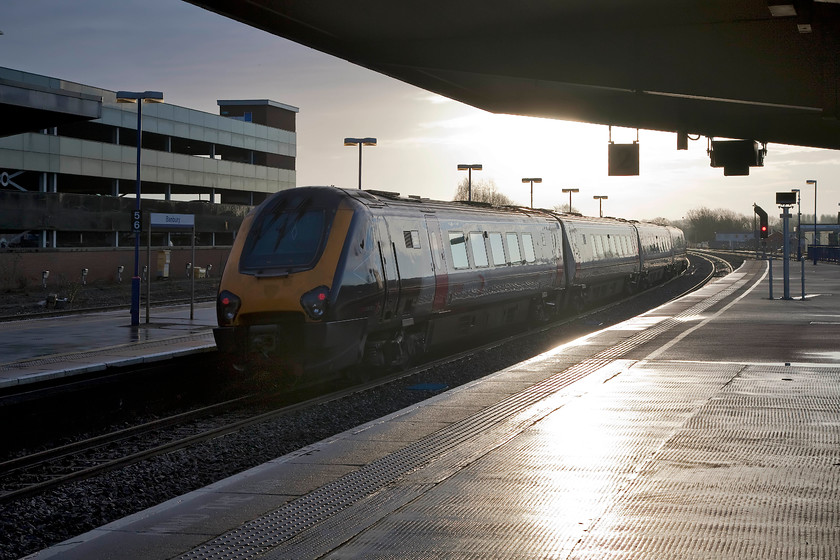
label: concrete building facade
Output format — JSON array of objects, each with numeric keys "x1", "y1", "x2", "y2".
[{"x1": 0, "y1": 67, "x2": 298, "y2": 291}]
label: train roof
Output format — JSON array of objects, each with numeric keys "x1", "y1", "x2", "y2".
[
  {"x1": 288, "y1": 186, "x2": 681, "y2": 234},
  {"x1": 336, "y1": 186, "x2": 555, "y2": 220}
]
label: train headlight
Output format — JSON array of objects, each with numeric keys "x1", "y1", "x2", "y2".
[
  {"x1": 301, "y1": 286, "x2": 330, "y2": 320},
  {"x1": 217, "y1": 290, "x2": 241, "y2": 326}
]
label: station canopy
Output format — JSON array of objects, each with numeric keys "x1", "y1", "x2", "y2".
[{"x1": 186, "y1": 0, "x2": 840, "y2": 151}]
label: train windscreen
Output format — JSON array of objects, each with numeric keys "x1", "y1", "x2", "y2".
[{"x1": 240, "y1": 196, "x2": 333, "y2": 273}]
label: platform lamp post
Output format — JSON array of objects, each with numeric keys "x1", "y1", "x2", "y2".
[
  {"x1": 522, "y1": 177, "x2": 542, "y2": 208},
  {"x1": 458, "y1": 164, "x2": 482, "y2": 201},
  {"x1": 593, "y1": 195, "x2": 608, "y2": 217},
  {"x1": 561, "y1": 188, "x2": 579, "y2": 213},
  {"x1": 806, "y1": 179, "x2": 817, "y2": 264},
  {"x1": 343, "y1": 137, "x2": 377, "y2": 189},
  {"x1": 116, "y1": 90, "x2": 164, "y2": 327},
  {"x1": 791, "y1": 188, "x2": 801, "y2": 260}
]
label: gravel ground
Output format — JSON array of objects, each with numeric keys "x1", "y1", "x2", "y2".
[{"x1": 0, "y1": 254, "x2": 741, "y2": 560}]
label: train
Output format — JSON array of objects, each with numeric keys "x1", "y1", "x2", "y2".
[{"x1": 214, "y1": 186, "x2": 688, "y2": 374}]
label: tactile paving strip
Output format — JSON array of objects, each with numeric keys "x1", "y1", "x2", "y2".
[
  {"x1": 569, "y1": 363, "x2": 840, "y2": 559},
  {"x1": 311, "y1": 360, "x2": 747, "y2": 559},
  {"x1": 179, "y1": 264, "x2": 765, "y2": 559}
]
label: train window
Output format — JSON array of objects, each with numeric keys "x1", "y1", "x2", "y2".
[
  {"x1": 448, "y1": 232, "x2": 470, "y2": 269},
  {"x1": 404, "y1": 230, "x2": 421, "y2": 249},
  {"x1": 522, "y1": 233, "x2": 536, "y2": 263},
  {"x1": 506, "y1": 233, "x2": 522, "y2": 263},
  {"x1": 488, "y1": 232, "x2": 506, "y2": 266},
  {"x1": 469, "y1": 232, "x2": 489, "y2": 267},
  {"x1": 594, "y1": 235, "x2": 604, "y2": 260}
]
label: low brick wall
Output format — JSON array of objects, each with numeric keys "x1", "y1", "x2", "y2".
[{"x1": 0, "y1": 247, "x2": 232, "y2": 291}]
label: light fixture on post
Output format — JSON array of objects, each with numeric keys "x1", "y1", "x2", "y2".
[
  {"x1": 343, "y1": 137, "x2": 377, "y2": 189},
  {"x1": 458, "y1": 164, "x2": 482, "y2": 201},
  {"x1": 561, "y1": 188, "x2": 579, "y2": 213},
  {"x1": 593, "y1": 195, "x2": 608, "y2": 217},
  {"x1": 522, "y1": 177, "x2": 542, "y2": 209},
  {"x1": 116, "y1": 90, "x2": 164, "y2": 327},
  {"x1": 806, "y1": 179, "x2": 817, "y2": 264}
]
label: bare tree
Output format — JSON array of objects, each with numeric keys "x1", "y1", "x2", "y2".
[
  {"x1": 684, "y1": 207, "x2": 751, "y2": 243},
  {"x1": 453, "y1": 177, "x2": 514, "y2": 206},
  {"x1": 552, "y1": 203, "x2": 579, "y2": 214}
]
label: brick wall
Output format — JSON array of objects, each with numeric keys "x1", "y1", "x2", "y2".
[{"x1": 0, "y1": 247, "x2": 232, "y2": 291}]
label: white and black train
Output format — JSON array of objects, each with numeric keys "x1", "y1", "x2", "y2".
[{"x1": 215, "y1": 186, "x2": 688, "y2": 374}]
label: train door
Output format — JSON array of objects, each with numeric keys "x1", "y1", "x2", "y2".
[
  {"x1": 424, "y1": 215, "x2": 449, "y2": 312},
  {"x1": 377, "y1": 217, "x2": 400, "y2": 320}
]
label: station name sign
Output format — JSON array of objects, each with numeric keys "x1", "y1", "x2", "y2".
[{"x1": 149, "y1": 213, "x2": 195, "y2": 229}]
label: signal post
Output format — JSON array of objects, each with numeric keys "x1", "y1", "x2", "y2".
[{"x1": 775, "y1": 191, "x2": 799, "y2": 301}]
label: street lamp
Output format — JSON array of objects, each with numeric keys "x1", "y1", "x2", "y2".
[
  {"x1": 791, "y1": 188, "x2": 801, "y2": 260},
  {"x1": 593, "y1": 195, "x2": 608, "y2": 217},
  {"x1": 561, "y1": 188, "x2": 579, "y2": 213},
  {"x1": 522, "y1": 177, "x2": 542, "y2": 208},
  {"x1": 458, "y1": 164, "x2": 482, "y2": 201},
  {"x1": 116, "y1": 90, "x2": 164, "y2": 327},
  {"x1": 806, "y1": 179, "x2": 817, "y2": 264},
  {"x1": 344, "y1": 137, "x2": 377, "y2": 189}
]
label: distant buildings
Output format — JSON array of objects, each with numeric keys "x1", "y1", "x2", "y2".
[{"x1": 0, "y1": 67, "x2": 298, "y2": 289}]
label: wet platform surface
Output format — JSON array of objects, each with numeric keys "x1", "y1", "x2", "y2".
[
  {"x1": 0, "y1": 303, "x2": 215, "y2": 389},
  {"x1": 26, "y1": 258, "x2": 840, "y2": 559}
]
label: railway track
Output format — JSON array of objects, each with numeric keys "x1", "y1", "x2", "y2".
[{"x1": 0, "y1": 253, "x2": 720, "y2": 506}]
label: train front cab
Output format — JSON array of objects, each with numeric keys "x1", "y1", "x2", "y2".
[{"x1": 214, "y1": 187, "x2": 379, "y2": 375}]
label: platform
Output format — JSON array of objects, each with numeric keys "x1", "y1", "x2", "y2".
[
  {"x1": 26, "y1": 258, "x2": 840, "y2": 559},
  {"x1": 0, "y1": 303, "x2": 216, "y2": 390}
]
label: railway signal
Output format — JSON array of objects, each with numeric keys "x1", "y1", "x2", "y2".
[{"x1": 754, "y1": 205, "x2": 769, "y2": 238}]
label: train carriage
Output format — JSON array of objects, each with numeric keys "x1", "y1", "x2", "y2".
[
  {"x1": 634, "y1": 222, "x2": 676, "y2": 287},
  {"x1": 555, "y1": 214, "x2": 641, "y2": 306},
  {"x1": 214, "y1": 186, "x2": 688, "y2": 377},
  {"x1": 215, "y1": 187, "x2": 567, "y2": 374}
]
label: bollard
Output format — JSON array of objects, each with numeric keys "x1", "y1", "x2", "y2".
[
  {"x1": 767, "y1": 256, "x2": 773, "y2": 300},
  {"x1": 801, "y1": 257, "x2": 805, "y2": 300}
]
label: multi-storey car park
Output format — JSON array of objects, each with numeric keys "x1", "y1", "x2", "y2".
[{"x1": 0, "y1": 66, "x2": 297, "y2": 290}]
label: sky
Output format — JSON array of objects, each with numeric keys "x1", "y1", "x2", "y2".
[{"x1": 2, "y1": 0, "x2": 839, "y2": 222}]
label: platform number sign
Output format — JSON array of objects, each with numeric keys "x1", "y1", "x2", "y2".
[{"x1": 132, "y1": 210, "x2": 142, "y2": 234}]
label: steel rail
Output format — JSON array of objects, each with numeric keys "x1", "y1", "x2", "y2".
[{"x1": 0, "y1": 255, "x2": 716, "y2": 505}]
